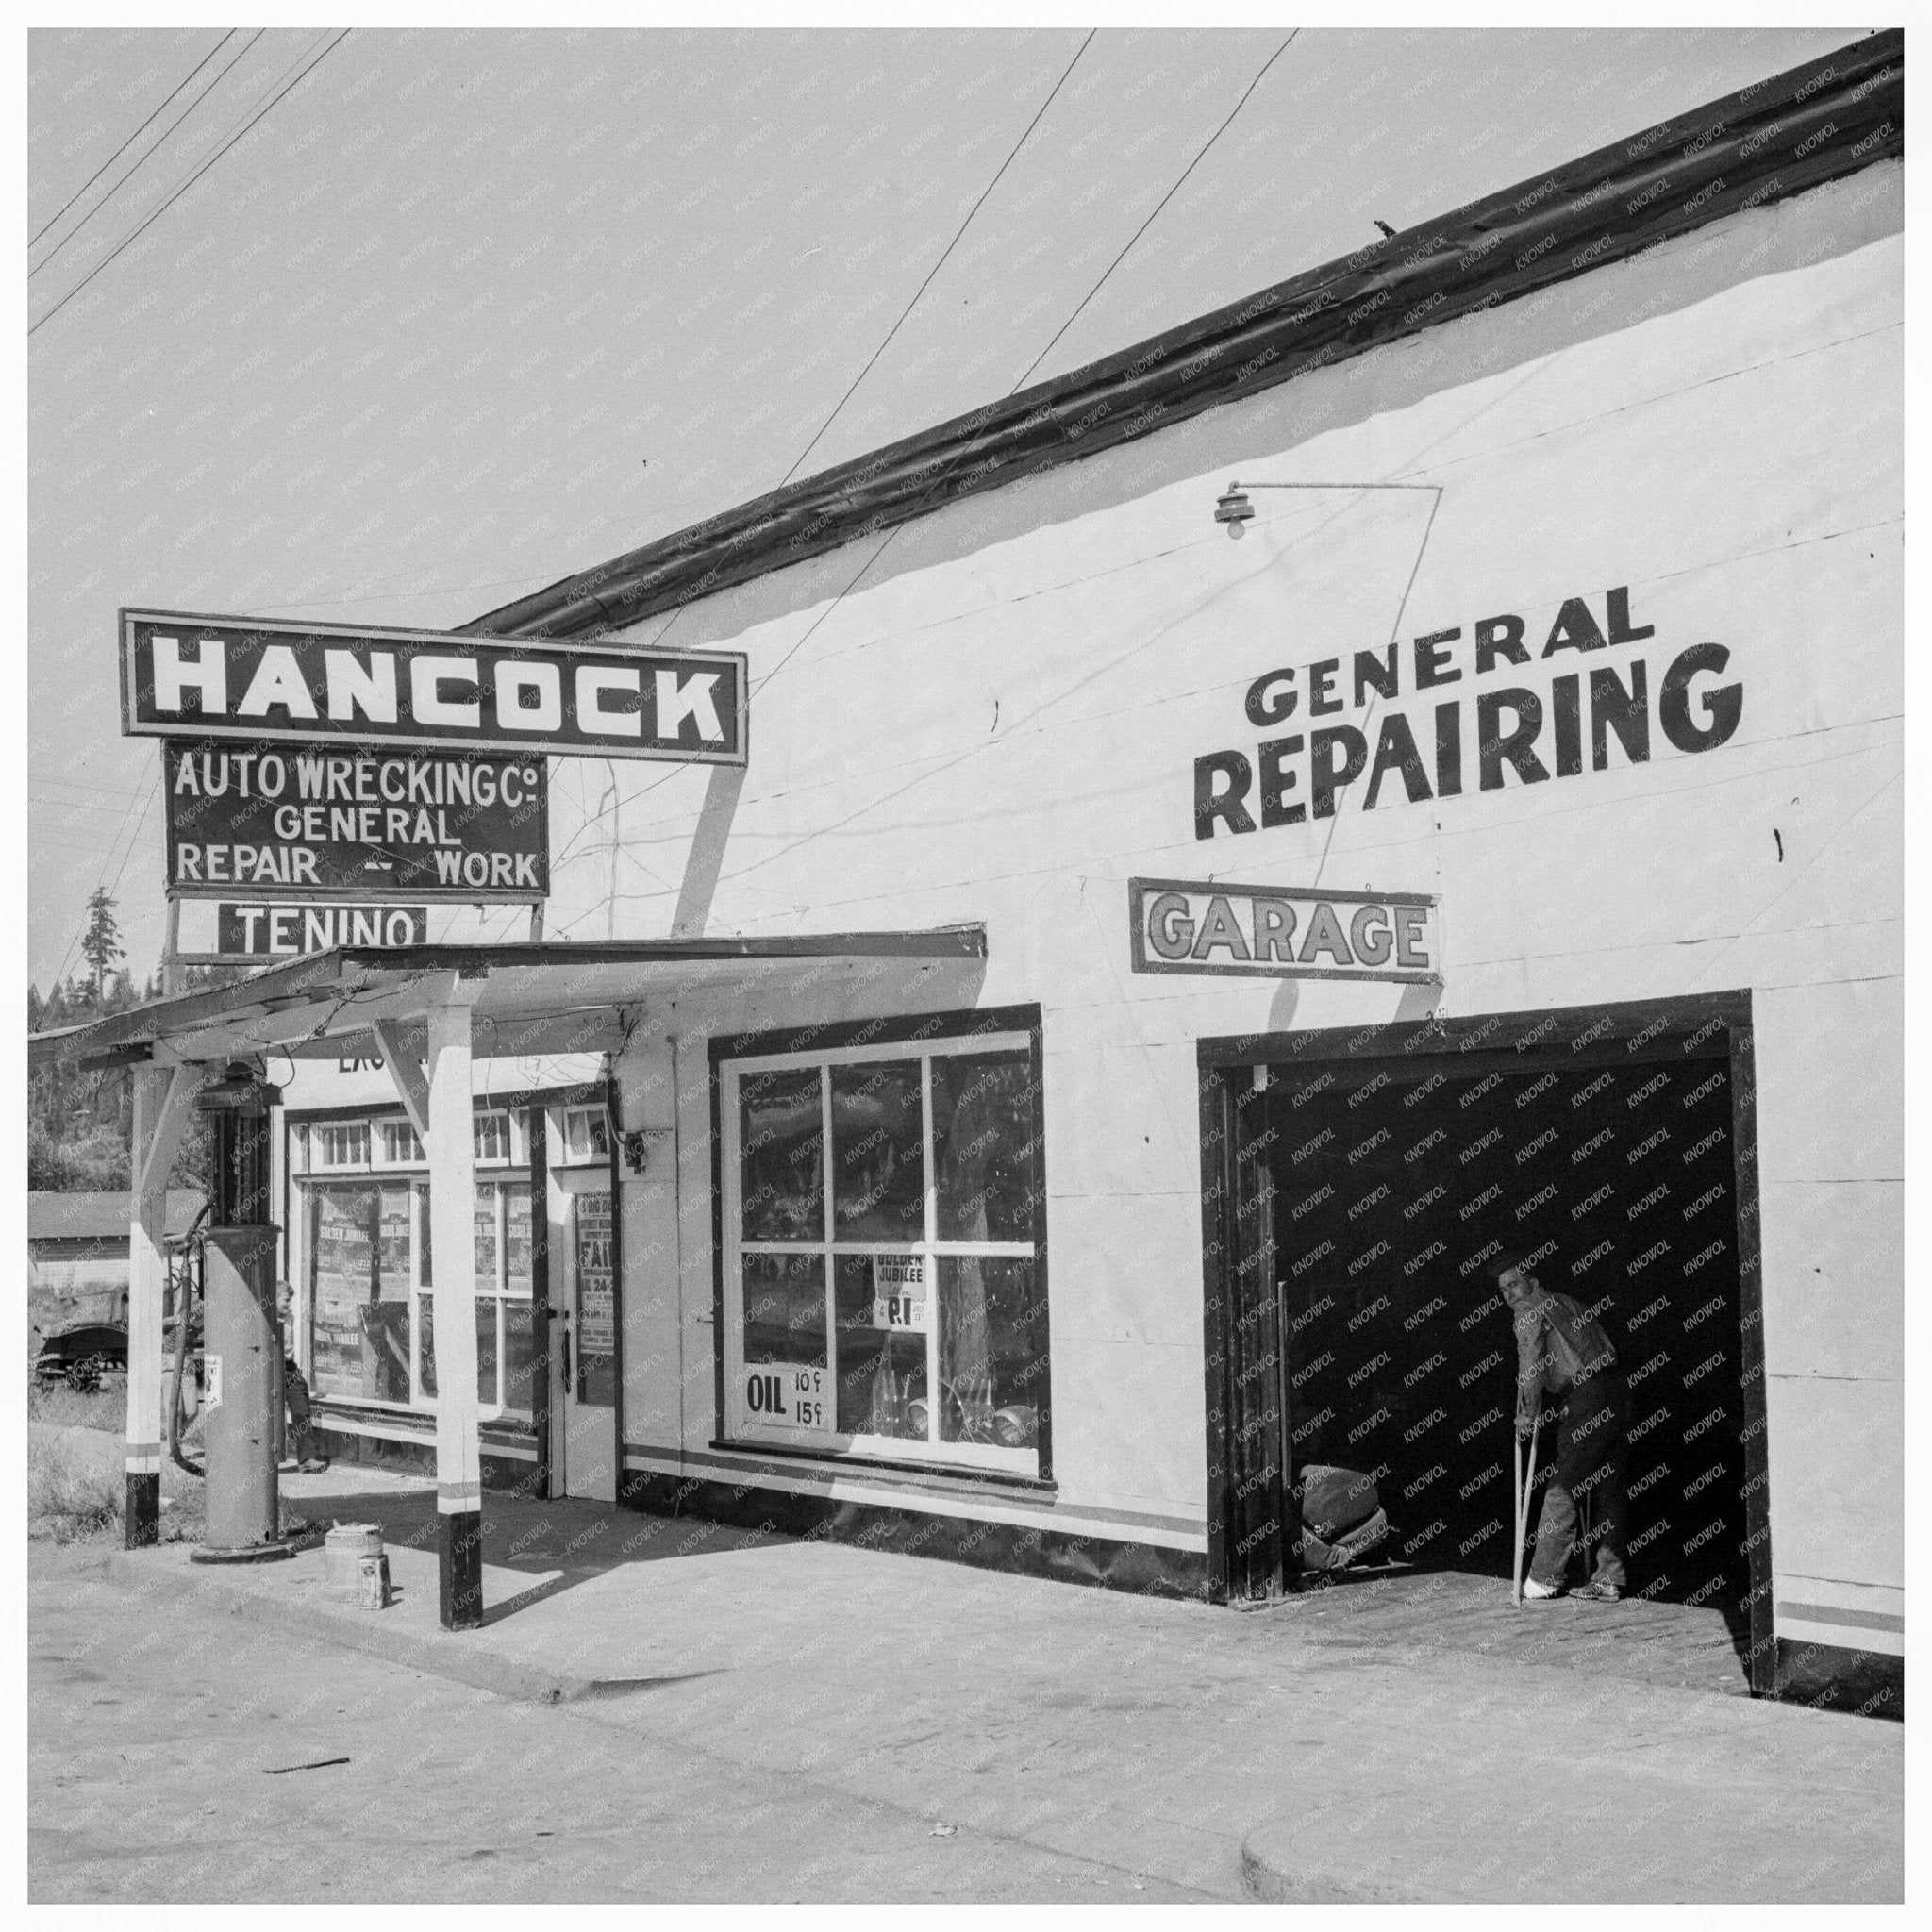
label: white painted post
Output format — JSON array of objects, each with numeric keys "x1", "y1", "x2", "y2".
[
  {"x1": 426, "y1": 987, "x2": 484, "y2": 1627},
  {"x1": 126, "y1": 1063, "x2": 192, "y2": 1546}
]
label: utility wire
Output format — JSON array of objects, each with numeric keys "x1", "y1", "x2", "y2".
[
  {"x1": 519, "y1": 33, "x2": 1295, "y2": 863},
  {"x1": 44, "y1": 769, "x2": 162, "y2": 994},
  {"x1": 29, "y1": 28, "x2": 349, "y2": 337},
  {"x1": 779, "y1": 28, "x2": 1096, "y2": 488},
  {"x1": 1010, "y1": 29, "x2": 1297, "y2": 391},
  {"x1": 625, "y1": 27, "x2": 1095, "y2": 690},
  {"x1": 30, "y1": 30, "x2": 260, "y2": 279},
  {"x1": 28, "y1": 31, "x2": 236, "y2": 249}
]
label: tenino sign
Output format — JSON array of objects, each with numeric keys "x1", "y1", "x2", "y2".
[
  {"x1": 1128, "y1": 877, "x2": 1441, "y2": 985},
  {"x1": 120, "y1": 609, "x2": 747, "y2": 764}
]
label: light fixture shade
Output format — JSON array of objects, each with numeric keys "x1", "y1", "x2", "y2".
[{"x1": 1214, "y1": 487, "x2": 1255, "y2": 536}]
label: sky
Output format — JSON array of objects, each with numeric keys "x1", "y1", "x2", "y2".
[{"x1": 25, "y1": 24, "x2": 1864, "y2": 995}]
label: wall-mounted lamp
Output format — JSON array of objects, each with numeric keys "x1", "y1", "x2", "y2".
[
  {"x1": 1212, "y1": 476, "x2": 1444, "y2": 540},
  {"x1": 622, "y1": 1129, "x2": 650, "y2": 1176},
  {"x1": 1214, "y1": 483, "x2": 1255, "y2": 539}
]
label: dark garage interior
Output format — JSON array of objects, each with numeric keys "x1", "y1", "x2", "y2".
[{"x1": 1262, "y1": 1043, "x2": 1753, "y2": 1633}]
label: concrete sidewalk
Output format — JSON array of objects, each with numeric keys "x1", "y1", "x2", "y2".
[{"x1": 78, "y1": 1458, "x2": 1902, "y2": 1904}]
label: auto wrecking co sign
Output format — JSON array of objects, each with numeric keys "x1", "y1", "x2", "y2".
[{"x1": 1129, "y1": 877, "x2": 1441, "y2": 985}]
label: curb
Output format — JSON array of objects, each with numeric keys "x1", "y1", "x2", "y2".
[
  {"x1": 99, "y1": 1550, "x2": 600, "y2": 1708},
  {"x1": 1239, "y1": 1831, "x2": 1425, "y2": 1906}
]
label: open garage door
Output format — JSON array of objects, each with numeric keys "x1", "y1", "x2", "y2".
[{"x1": 1199, "y1": 994, "x2": 1773, "y2": 1689}]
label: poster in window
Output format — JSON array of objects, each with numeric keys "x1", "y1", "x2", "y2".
[
  {"x1": 871, "y1": 1255, "x2": 927, "y2": 1331},
  {"x1": 573, "y1": 1189, "x2": 617, "y2": 1407}
]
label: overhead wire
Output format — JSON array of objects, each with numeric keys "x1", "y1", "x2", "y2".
[
  {"x1": 28, "y1": 30, "x2": 238, "y2": 250},
  {"x1": 30, "y1": 29, "x2": 262, "y2": 279},
  {"x1": 553, "y1": 29, "x2": 1102, "y2": 868},
  {"x1": 43, "y1": 767, "x2": 163, "y2": 993},
  {"x1": 1010, "y1": 28, "x2": 1298, "y2": 391},
  {"x1": 29, "y1": 28, "x2": 350, "y2": 337},
  {"x1": 777, "y1": 28, "x2": 1096, "y2": 489}
]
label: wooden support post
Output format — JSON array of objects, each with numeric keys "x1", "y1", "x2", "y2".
[
  {"x1": 426, "y1": 987, "x2": 485, "y2": 1629},
  {"x1": 126, "y1": 1063, "x2": 193, "y2": 1546},
  {"x1": 160, "y1": 899, "x2": 184, "y2": 999}
]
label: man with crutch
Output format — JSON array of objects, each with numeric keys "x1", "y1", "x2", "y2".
[{"x1": 1496, "y1": 1254, "x2": 1628, "y2": 1603}]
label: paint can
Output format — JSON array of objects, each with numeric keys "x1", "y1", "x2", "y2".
[
  {"x1": 325, "y1": 1523, "x2": 383, "y2": 1593},
  {"x1": 357, "y1": 1551, "x2": 391, "y2": 1611}
]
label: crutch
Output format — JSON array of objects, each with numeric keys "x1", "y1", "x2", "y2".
[{"x1": 1512, "y1": 1415, "x2": 1541, "y2": 1606}]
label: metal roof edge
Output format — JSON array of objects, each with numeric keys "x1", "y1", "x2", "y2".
[
  {"x1": 460, "y1": 30, "x2": 1902, "y2": 644},
  {"x1": 26, "y1": 925, "x2": 991, "y2": 1066}
]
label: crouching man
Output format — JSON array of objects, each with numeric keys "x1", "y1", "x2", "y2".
[{"x1": 1496, "y1": 1254, "x2": 1628, "y2": 1602}]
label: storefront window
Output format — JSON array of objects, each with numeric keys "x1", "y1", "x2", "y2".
[
  {"x1": 723, "y1": 1027, "x2": 1045, "y2": 1476},
  {"x1": 303, "y1": 1117, "x2": 534, "y2": 1419}
]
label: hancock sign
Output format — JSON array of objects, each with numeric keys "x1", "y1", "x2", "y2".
[{"x1": 121, "y1": 608, "x2": 747, "y2": 765}]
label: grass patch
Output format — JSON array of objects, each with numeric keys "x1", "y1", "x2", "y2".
[
  {"x1": 27, "y1": 1428, "x2": 315, "y2": 1548},
  {"x1": 25, "y1": 1381, "x2": 127, "y2": 1432}
]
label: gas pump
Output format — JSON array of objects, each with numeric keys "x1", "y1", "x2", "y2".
[{"x1": 188, "y1": 1060, "x2": 292, "y2": 1565}]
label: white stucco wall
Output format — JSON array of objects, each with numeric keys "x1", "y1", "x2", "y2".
[{"x1": 582, "y1": 166, "x2": 1901, "y2": 1630}]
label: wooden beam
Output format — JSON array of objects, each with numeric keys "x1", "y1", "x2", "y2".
[
  {"x1": 371, "y1": 1020, "x2": 431, "y2": 1141},
  {"x1": 135, "y1": 1063, "x2": 195, "y2": 1202}
]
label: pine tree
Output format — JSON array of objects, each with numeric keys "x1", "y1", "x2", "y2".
[{"x1": 79, "y1": 889, "x2": 124, "y2": 1006}]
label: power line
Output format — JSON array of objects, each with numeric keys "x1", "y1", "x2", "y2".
[
  {"x1": 29, "y1": 28, "x2": 350, "y2": 338},
  {"x1": 1010, "y1": 29, "x2": 1297, "y2": 392},
  {"x1": 44, "y1": 769, "x2": 162, "y2": 992},
  {"x1": 627, "y1": 26, "x2": 1095, "y2": 691},
  {"x1": 28, "y1": 30, "x2": 237, "y2": 251},
  {"x1": 30, "y1": 29, "x2": 262, "y2": 280},
  {"x1": 778, "y1": 28, "x2": 1096, "y2": 489}
]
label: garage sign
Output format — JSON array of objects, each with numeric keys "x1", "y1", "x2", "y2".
[{"x1": 1129, "y1": 877, "x2": 1441, "y2": 985}]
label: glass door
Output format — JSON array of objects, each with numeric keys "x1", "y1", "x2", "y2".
[{"x1": 551, "y1": 1165, "x2": 617, "y2": 1501}]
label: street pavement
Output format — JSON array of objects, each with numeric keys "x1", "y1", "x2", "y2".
[{"x1": 28, "y1": 1441, "x2": 1905, "y2": 1903}]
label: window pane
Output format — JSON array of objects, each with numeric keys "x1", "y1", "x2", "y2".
[
  {"x1": 834, "y1": 1253, "x2": 927, "y2": 1440},
  {"x1": 317, "y1": 1123, "x2": 369, "y2": 1168},
  {"x1": 502, "y1": 1300, "x2": 537, "y2": 1412},
  {"x1": 938, "y1": 1256, "x2": 1044, "y2": 1448},
  {"x1": 931, "y1": 1051, "x2": 1040, "y2": 1242},
  {"x1": 475, "y1": 1186, "x2": 500, "y2": 1288},
  {"x1": 476, "y1": 1297, "x2": 500, "y2": 1407},
  {"x1": 381, "y1": 1120, "x2": 422, "y2": 1163},
  {"x1": 417, "y1": 1184, "x2": 431, "y2": 1286},
  {"x1": 504, "y1": 1184, "x2": 532, "y2": 1295},
  {"x1": 742, "y1": 1253, "x2": 826, "y2": 1367},
  {"x1": 419, "y1": 1292, "x2": 436, "y2": 1398},
  {"x1": 309, "y1": 1185, "x2": 376, "y2": 1400},
  {"x1": 574, "y1": 1189, "x2": 618, "y2": 1408},
  {"x1": 740, "y1": 1067, "x2": 823, "y2": 1241},
  {"x1": 305, "y1": 1184, "x2": 415, "y2": 1404},
  {"x1": 475, "y1": 1112, "x2": 509, "y2": 1161},
  {"x1": 830, "y1": 1060, "x2": 924, "y2": 1241}
]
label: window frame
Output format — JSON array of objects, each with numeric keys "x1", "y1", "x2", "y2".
[{"x1": 713, "y1": 1013, "x2": 1050, "y2": 1484}]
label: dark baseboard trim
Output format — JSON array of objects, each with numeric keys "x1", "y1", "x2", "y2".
[
  {"x1": 1772, "y1": 1638, "x2": 1904, "y2": 1721},
  {"x1": 616, "y1": 1466, "x2": 1210, "y2": 1599}
]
